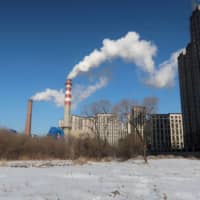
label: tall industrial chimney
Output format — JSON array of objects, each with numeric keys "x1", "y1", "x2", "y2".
[
  {"x1": 25, "y1": 99, "x2": 33, "y2": 136},
  {"x1": 63, "y1": 79, "x2": 72, "y2": 136}
]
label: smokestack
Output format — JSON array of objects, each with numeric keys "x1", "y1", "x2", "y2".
[
  {"x1": 63, "y1": 79, "x2": 72, "y2": 136},
  {"x1": 25, "y1": 99, "x2": 33, "y2": 136}
]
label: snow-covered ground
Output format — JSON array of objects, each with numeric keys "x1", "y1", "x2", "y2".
[{"x1": 0, "y1": 158, "x2": 200, "y2": 200}]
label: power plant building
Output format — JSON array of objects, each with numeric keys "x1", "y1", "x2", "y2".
[
  {"x1": 59, "y1": 115, "x2": 94, "y2": 137},
  {"x1": 178, "y1": 5, "x2": 200, "y2": 151}
]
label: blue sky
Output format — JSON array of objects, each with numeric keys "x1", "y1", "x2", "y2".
[{"x1": 0, "y1": 0, "x2": 193, "y2": 134}]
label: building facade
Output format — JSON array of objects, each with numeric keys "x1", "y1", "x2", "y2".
[
  {"x1": 59, "y1": 113, "x2": 128, "y2": 145},
  {"x1": 151, "y1": 114, "x2": 184, "y2": 152},
  {"x1": 59, "y1": 115, "x2": 94, "y2": 137},
  {"x1": 96, "y1": 113, "x2": 128, "y2": 145},
  {"x1": 71, "y1": 115, "x2": 94, "y2": 137},
  {"x1": 178, "y1": 5, "x2": 200, "y2": 151}
]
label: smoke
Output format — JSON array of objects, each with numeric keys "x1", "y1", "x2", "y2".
[
  {"x1": 72, "y1": 77, "x2": 108, "y2": 109},
  {"x1": 68, "y1": 32, "x2": 157, "y2": 79},
  {"x1": 31, "y1": 89, "x2": 64, "y2": 107},
  {"x1": 32, "y1": 32, "x2": 183, "y2": 109},
  {"x1": 31, "y1": 77, "x2": 108, "y2": 109},
  {"x1": 67, "y1": 31, "x2": 183, "y2": 88},
  {"x1": 146, "y1": 49, "x2": 184, "y2": 88}
]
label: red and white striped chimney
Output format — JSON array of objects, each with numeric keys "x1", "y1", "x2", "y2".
[{"x1": 63, "y1": 79, "x2": 72, "y2": 136}]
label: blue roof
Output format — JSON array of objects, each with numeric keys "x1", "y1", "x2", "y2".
[{"x1": 47, "y1": 127, "x2": 64, "y2": 137}]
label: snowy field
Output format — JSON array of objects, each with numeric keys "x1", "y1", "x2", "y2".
[{"x1": 0, "y1": 158, "x2": 200, "y2": 200}]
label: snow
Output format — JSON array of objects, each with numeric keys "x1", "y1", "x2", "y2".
[{"x1": 0, "y1": 159, "x2": 200, "y2": 200}]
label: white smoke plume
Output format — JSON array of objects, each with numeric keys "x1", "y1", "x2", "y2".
[
  {"x1": 31, "y1": 89, "x2": 64, "y2": 107},
  {"x1": 32, "y1": 32, "x2": 183, "y2": 108},
  {"x1": 31, "y1": 77, "x2": 108, "y2": 109},
  {"x1": 68, "y1": 32, "x2": 157, "y2": 79},
  {"x1": 146, "y1": 49, "x2": 184, "y2": 88},
  {"x1": 67, "y1": 31, "x2": 183, "y2": 88},
  {"x1": 72, "y1": 77, "x2": 108, "y2": 109}
]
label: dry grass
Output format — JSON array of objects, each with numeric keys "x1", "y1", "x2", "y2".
[{"x1": 0, "y1": 129, "x2": 144, "y2": 160}]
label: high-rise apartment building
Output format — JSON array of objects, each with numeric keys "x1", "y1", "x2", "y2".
[
  {"x1": 59, "y1": 113, "x2": 128, "y2": 145},
  {"x1": 178, "y1": 5, "x2": 200, "y2": 151},
  {"x1": 96, "y1": 113, "x2": 128, "y2": 145},
  {"x1": 151, "y1": 114, "x2": 184, "y2": 152}
]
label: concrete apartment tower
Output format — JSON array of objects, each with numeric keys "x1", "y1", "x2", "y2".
[
  {"x1": 63, "y1": 79, "x2": 72, "y2": 136},
  {"x1": 151, "y1": 113, "x2": 184, "y2": 152},
  {"x1": 178, "y1": 4, "x2": 200, "y2": 151}
]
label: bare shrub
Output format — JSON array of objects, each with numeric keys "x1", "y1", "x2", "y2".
[
  {"x1": 0, "y1": 129, "x2": 142, "y2": 160},
  {"x1": 117, "y1": 133, "x2": 144, "y2": 159},
  {"x1": 65, "y1": 134, "x2": 116, "y2": 159}
]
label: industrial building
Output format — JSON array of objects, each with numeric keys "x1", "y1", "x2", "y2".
[
  {"x1": 178, "y1": 4, "x2": 200, "y2": 151},
  {"x1": 57, "y1": 78, "x2": 128, "y2": 145},
  {"x1": 151, "y1": 113, "x2": 184, "y2": 152},
  {"x1": 58, "y1": 76, "x2": 184, "y2": 151},
  {"x1": 59, "y1": 115, "x2": 93, "y2": 137}
]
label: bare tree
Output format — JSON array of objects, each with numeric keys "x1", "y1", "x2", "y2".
[
  {"x1": 82, "y1": 99, "x2": 112, "y2": 116},
  {"x1": 142, "y1": 96, "x2": 159, "y2": 115},
  {"x1": 138, "y1": 97, "x2": 159, "y2": 163},
  {"x1": 112, "y1": 99, "x2": 145, "y2": 159},
  {"x1": 113, "y1": 97, "x2": 159, "y2": 163},
  {"x1": 142, "y1": 96, "x2": 159, "y2": 154},
  {"x1": 112, "y1": 99, "x2": 137, "y2": 122},
  {"x1": 81, "y1": 99, "x2": 113, "y2": 146},
  {"x1": 81, "y1": 97, "x2": 159, "y2": 161},
  {"x1": 112, "y1": 99, "x2": 137, "y2": 136}
]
